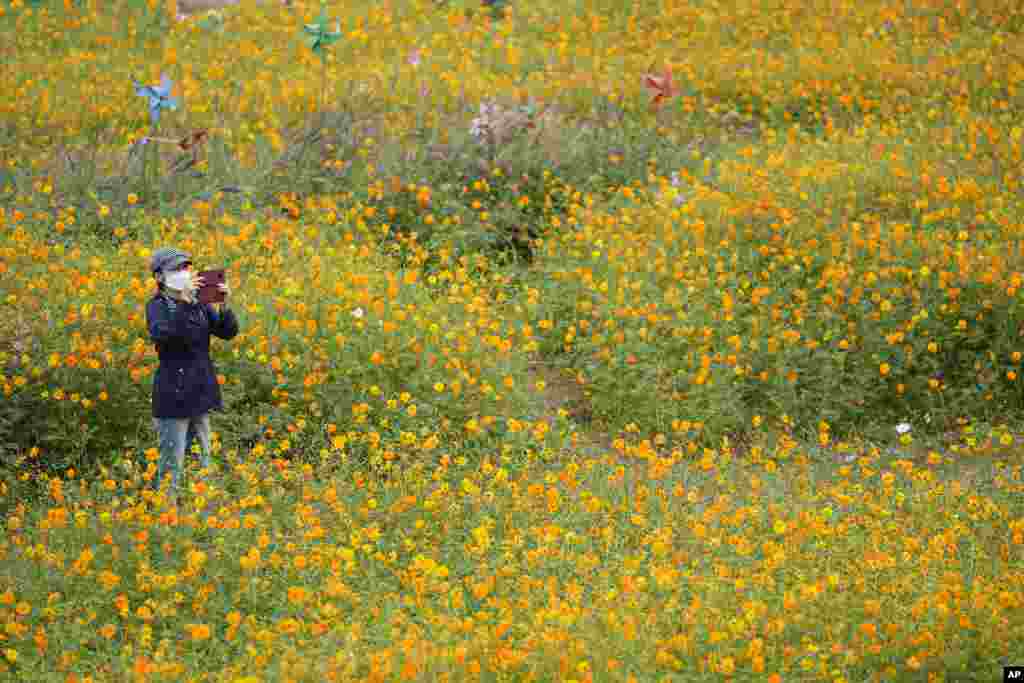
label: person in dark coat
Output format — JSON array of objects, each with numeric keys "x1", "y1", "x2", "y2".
[{"x1": 146, "y1": 247, "x2": 239, "y2": 497}]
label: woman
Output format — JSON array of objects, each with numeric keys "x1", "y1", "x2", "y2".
[{"x1": 146, "y1": 247, "x2": 239, "y2": 498}]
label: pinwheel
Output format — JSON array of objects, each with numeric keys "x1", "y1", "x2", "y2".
[
  {"x1": 145, "y1": 129, "x2": 208, "y2": 152},
  {"x1": 641, "y1": 65, "x2": 680, "y2": 110},
  {"x1": 133, "y1": 73, "x2": 178, "y2": 125},
  {"x1": 303, "y1": 6, "x2": 342, "y2": 55},
  {"x1": 177, "y1": 129, "x2": 209, "y2": 153},
  {"x1": 144, "y1": 129, "x2": 209, "y2": 170},
  {"x1": 302, "y1": 5, "x2": 344, "y2": 121}
]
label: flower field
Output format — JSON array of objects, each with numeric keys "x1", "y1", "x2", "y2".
[{"x1": 2, "y1": 0, "x2": 1024, "y2": 680}]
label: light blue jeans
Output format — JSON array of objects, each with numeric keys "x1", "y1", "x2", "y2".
[{"x1": 152, "y1": 413, "x2": 212, "y2": 493}]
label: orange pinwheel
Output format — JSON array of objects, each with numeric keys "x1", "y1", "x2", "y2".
[
  {"x1": 642, "y1": 65, "x2": 680, "y2": 109},
  {"x1": 146, "y1": 130, "x2": 208, "y2": 151},
  {"x1": 177, "y1": 129, "x2": 208, "y2": 153},
  {"x1": 145, "y1": 129, "x2": 210, "y2": 171}
]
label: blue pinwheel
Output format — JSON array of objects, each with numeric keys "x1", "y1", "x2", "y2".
[
  {"x1": 303, "y1": 6, "x2": 342, "y2": 55},
  {"x1": 133, "y1": 73, "x2": 178, "y2": 125}
]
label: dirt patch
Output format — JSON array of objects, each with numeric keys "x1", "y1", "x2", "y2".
[
  {"x1": 520, "y1": 355, "x2": 719, "y2": 506},
  {"x1": 524, "y1": 355, "x2": 615, "y2": 459}
]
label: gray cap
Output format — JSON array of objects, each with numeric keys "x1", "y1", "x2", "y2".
[{"x1": 150, "y1": 247, "x2": 192, "y2": 274}]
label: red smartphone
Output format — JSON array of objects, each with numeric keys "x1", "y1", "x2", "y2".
[{"x1": 197, "y1": 269, "x2": 226, "y2": 304}]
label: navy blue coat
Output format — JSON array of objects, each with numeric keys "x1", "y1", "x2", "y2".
[{"x1": 146, "y1": 291, "x2": 240, "y2": 419}]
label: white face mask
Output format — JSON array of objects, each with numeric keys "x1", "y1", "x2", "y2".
[{"x1": 164, "y1": 269, "x2": 192, "y2": 291}]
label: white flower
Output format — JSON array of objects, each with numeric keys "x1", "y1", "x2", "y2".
[
  {"x1": 351, "y1": 307, "x2": 364, "y2": 319},
  {"x1": 895, "y1": 422, "x2": 912, "y2": 435}
]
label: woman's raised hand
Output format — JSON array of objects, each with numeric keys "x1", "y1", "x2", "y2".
[{"x1": 183, "y1": 272, "x2": 205, "y2": 303}]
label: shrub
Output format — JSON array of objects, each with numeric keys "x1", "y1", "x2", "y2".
[{"x1": 524, "y1": 125, "x2": 1024, "y2": 443}]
